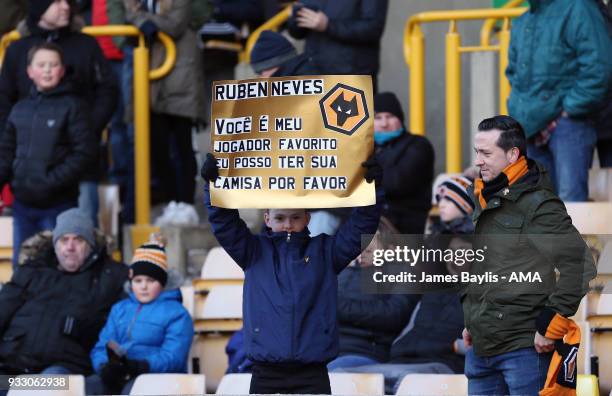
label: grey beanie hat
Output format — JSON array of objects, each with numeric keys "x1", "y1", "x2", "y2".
[{"x1": 52, "y1": 208, "x2": 96, "y2": 248}]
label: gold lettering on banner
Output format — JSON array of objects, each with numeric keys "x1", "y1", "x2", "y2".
[{"x1": 210, "y1": 75, "x2": 374, "y2": 208}]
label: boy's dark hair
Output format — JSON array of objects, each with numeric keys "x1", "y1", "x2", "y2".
[
  {"x1": 27, "y1": 42, "x2": 65, "y2": 66},
  {"x1": 478, "y1": 115, "x2": 527, "y2": 157}
]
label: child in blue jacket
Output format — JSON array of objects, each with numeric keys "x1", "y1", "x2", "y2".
[
  {"x1": 87, "y1": 242, "x2": 194, "y2": 395},
  {"x1": 201, "y1": 153, "x2": 382, "y2": 394}
]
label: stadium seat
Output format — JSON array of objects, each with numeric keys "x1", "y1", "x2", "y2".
[
  {"x1": 596, "y1": 282, "x2": 612, "y2": 315},
  {"x1": 395, "y1": 374, "x2": 467, "y2": 396},
  {"x1": 215, "y1": 373, "x2": 384, "y2": 395},
  {"x1": 565, "y1": 203, "x2": 612, "y2": 235},
  {"x1": 129, "y1": 373, "x2": 205, "y2": 395},
  {"x1": 0, "y1": 216, "x2": 13, "y2": 282},
  {"x1": 577, "y1": 374, "x2": 599, "y2": 396},
  {"x1": 180, "y1": 285, "x2": 195, "y2": 317},
  {"x1": 329, "y1": 372, "x2": 384, "y2": 395},
  {"x1": 7, "y1": 375, "x2": 85, "y2": 396},
  {"x1": 216, "y1": 373, "x2": 252, "y2": 394},
  {"x1": 193, "y1": 285, "x2": 243, "y2": 392},
  {"x1": 198, "y1": 284, "x2": 243, "y2": 321},
  {"x1": 200, "y1": 247, "x2": 244, "y2": 280}
]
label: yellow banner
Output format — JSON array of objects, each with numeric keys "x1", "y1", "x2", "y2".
[{"x1": 210, "y1": 75, "x2": 375, "y2": 209}]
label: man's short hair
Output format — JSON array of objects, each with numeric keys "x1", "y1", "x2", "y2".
[
  {"x1": 478, "y1": 115, "x2": 527, "y2": 157},
  {"x1": 27, "y1": 42, "x2": 65, "y2": 66}
]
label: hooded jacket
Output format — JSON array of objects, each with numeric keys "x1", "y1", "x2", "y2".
[
  {"x1": 464, "y1": 161, "x2": 596, "y2": 357},
  {"x1": 90, "y1": 289, "x2": 194, "y2": 373},
  {"x1": 506, "y1": 0, "x2": 612, "y2": 137},
  {"x1": 0, "y1": 235, "x2": 128, "y2": 374},
  {"x1": 0, "y1": 81, "x2": 96, "y2": 208},
  {"x1": 205, "y1": 184, "x2": 381, "y2": 364}
]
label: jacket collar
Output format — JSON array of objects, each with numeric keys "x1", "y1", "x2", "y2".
[
  {"x1": 470, "y1": 159, "x2": 551, "y2": 220},
  {"x1": 263, "y1": 228, "x2": 311, "y2": 243}
]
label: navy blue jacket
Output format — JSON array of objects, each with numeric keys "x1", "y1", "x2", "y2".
[{"x1": 205, "y1": 185, "x2": 381, "y2": 364}]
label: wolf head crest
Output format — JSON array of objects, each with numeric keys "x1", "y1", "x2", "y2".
[{"x1": 331, "y1": 94, "x2": 358, "y2": 127}]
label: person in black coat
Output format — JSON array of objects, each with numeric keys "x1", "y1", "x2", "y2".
[
  {"x1": 287, "y1": 0, "x2": 388, "y2": 90},
  {"x1": 328, "y1": 217, "x2": 419, "y2": 370},
  {"x1": 373, "y1": 92, "x2": 434, "y2": 235},
  {"x1": 0, "y1": 42, "x2": 97, "y2": 270},
  {"x1": 0, "y1": 0, "x2": 118, "y2": 224},
  {"x1": 0, "y1": 208, "x2": 128, "y2": 378}
]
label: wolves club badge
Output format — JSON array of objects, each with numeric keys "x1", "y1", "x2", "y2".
[{"x1": 319, "y1": 83, "x2": 369, "y2": 136}]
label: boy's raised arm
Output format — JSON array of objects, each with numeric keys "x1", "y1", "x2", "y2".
[
  {"x1": 203, "y1": 154, "x2": 258, "y2": 270},
  {"x1": 331, "y1": 155, "x2": 383, "y2": 273}
]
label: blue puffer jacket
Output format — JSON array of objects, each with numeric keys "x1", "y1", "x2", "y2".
[
  {"x1": 90, "y1": 289, "x2": 194, "y2": 373},
  {"x1": 506, "y1": 0, "x2": 612, "y2": 137},
  {"x1": 205, "y1": 185, "x2": 381, "y2": 364}
]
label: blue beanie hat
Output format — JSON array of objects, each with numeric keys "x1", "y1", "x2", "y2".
[{"x1": 250, "y1": 30, "x2": 297, "y2": 74}]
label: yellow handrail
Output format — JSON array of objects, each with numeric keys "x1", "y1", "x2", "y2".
[
  {"x1": 480, "y1": 0, "x2": 526, "y2": 46},
  {"x1": 0, "y1": 26, "x2": 177, "y2": 226},
  {"x1": 403, "y1": 8, "x2": 527, "y2": 173},
  {"x1": 244, "y1": 5, "x2": 292, "y2": 63}
]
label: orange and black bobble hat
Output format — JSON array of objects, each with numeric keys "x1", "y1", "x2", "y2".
[{"x1": 130, "y1": 242, "x2": 168, "y2": 286}]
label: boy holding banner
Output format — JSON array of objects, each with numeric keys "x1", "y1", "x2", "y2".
[{"x1": 201, "y1": 153, "x2": 382, "y2": 394}]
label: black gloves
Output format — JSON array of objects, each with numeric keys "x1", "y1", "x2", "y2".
[
  {"x1": 100, "y1": 340, "x2": 149, "y2": 391},
  {"x1": 362, "y1": 154, "x2": 383, "y2": 185},
  {"x1": 139, "y1": 20, "x2": 159, "y2": 46},
  {"x1": 201, "y1": 153, "x2": 219, "y2": 182},
  {"x1": 100, "y1": 362, "x2": 129, "y2": 393}
]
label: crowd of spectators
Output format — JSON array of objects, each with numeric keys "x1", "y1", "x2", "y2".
[{"x1": 0, "y1": 0, "x2": 609, "y2": 394}]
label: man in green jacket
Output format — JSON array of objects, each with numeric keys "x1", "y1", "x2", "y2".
[
  {"x1": 463, "y1": 115, "x2": 596, "y2": 395},
  {"x1": 506, "y1": 0, "x2": 612, "y2": 202}
]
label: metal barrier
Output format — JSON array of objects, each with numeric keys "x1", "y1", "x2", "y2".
[
  {"x1": 244, "y1": 5, "x2": 292, "y2": 63},
  {"x1": 0, "y1": 26, "x2": 176, "y2": 226},
  {"x1": 404, "y1": 7, "x2": 526, "y2": 173}
]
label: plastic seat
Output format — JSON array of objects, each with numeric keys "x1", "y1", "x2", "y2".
[
  {"x1": 200, "y1": 247, "x2": 244, "y2": 280},
  {"x1": 577, "y1": 374, "x2": 599, "y2": 396},
  {"x1": 329, "y1": 372, "x2": 384, "y2": 395},
  {"x1": 216, "y1": 373, "x2": 252, "y2": 394},
  {"x1": 129, "y1": 373, "x2": 205, "y2": 395},
  {"x1": 395, "y1": 374, "x2": 467, "y2": 396}
]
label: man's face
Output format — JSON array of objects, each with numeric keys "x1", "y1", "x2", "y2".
[
  {"x1": 264, "y1": 209, "x2": 310, "y2": 233},
  {"x1": 474, "y1": 129, "x2": 517, "y2": 182},
  {"x1": 27, "y1": 49, "x2": 65, "y2": 91},
  {"x1": 131, "y1": 274, "x2": 164, "y2": 304},
  {"x1": 38, "y1": 0, "x2": 71, "y2": 30},
  {"x1": 55, "y1": 233, "x2": 92, "y2": 272},
  {"x1": 374, "y1": 112, "x2": 402, "y2": 132}
]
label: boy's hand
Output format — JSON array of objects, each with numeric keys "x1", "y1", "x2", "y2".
[
  {"x1": 201, "y1": 153, "x2": 220, "y2": 182},
  {"x1": 362, "y1": 154, "x2": 383, "y2": 185}
]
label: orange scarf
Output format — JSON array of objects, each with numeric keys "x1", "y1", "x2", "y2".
[
  {"x1": 473, "y1": 156, "x2": 529, "y2": 209},
  {"x1": 539, "y1": 313, "x2": 581, "y2": 396}
]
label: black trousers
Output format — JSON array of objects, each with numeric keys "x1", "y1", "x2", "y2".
[{"x1": 249, "y1": 362, "x2": 331, "y2": 394}]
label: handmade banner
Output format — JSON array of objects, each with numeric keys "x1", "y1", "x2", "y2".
[{"x1": 210, "y1": 75, "x2": 375, "y2": 209}]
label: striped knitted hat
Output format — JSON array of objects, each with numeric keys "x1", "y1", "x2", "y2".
[
  {"x1": 435, "y1": 176, "x2": 475, "y2": 216},
  {"x1": 130, "y1": 242, "x2": 168, "y2": 286}
]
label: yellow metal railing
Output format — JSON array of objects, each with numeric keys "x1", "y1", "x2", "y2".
[
  {"x1": 245, "y1": 5, "x2": 292, "y2": 63},
  {"x1": 404, "y1": 7, "x2": 526, "y2": 173},
  {"x1": 0, "y1": 26, "x2": 176, "y2": 226}
]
